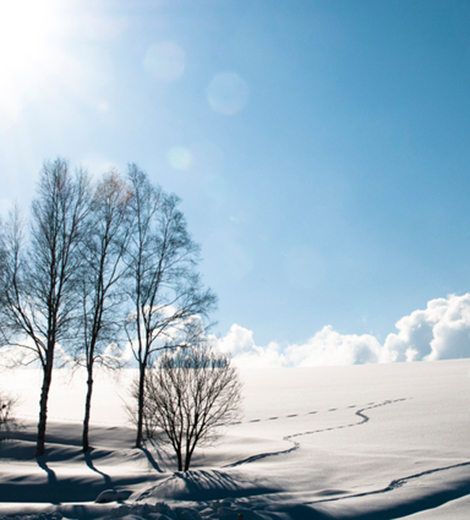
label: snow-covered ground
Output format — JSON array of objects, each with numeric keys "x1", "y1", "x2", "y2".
[{"x1": 0, "y1": 359, "x2": 469, "y2": 519}]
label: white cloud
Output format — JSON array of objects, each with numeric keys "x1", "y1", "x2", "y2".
[
  {"x1": 217, "y1": 294, "x2": 470, "y2": 367},
  {"x1": 383, "y1": 293, "x2": 470, "y2": 362},
  {"x1": 286, "y1": 326, "x2": 382, "y2": 367},
  {"x1": 3, "y1": 295, "x2": 469, "y2": 370},
  {"x1": 216, "y1": 324, "x2": 286, "y2": 368}
]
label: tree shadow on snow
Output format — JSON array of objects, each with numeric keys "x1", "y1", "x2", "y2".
[
  {"x1": 35, "y1": 455, "x2": 62, "y2": 505},
  {"x1": 138, "y1": 446, "x2": 163, "y2": 472},
  {"x1": 84, "y1": 449, "x2": 113, "y2": 487},
  {"x1": 36, "y1": 455, "x2": 57, "y2": 486},
  {"x1": 143, "y1": 469, "x2": 281, "y2": 502},
  {"x1": 142, "y1": 437, "x2": 175, "y2": 471}
]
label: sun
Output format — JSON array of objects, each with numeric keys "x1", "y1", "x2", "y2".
[{"x1": 0, "y1": 0, "x2": 63, "y2": 126}]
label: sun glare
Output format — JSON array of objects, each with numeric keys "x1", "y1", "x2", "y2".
[{"x1": 0, "y1": 0, "x2": 62, "y2": 126}]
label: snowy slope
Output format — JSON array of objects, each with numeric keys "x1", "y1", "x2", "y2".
[{"x1": 0, "y1": 359, "x2": 469, "y2": 519}]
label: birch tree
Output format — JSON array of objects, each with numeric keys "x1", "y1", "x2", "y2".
[
  {"x1": 77, "y1": 171, "x2": 131, "y2": 451},
  {"x1": 124, "y1": 165, "x2": 217, "y2": 448},
  {"x1": 0, "y1": 159, "x2": 89, "y2": 456}
]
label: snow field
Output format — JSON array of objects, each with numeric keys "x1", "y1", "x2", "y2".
[{"x1": 0, "y1": 359, "x2": 469, "y2": 519}]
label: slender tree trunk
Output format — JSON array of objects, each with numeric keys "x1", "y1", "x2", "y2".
[
  {"x1": 36, "y1": 350, "x2": 54, "y2": 457},
  {"x1": 184, "y1": 442, "x2": 196, "y2": 471},
  {"x1": 177, "y1": 448, "x2": 183, "y2": 472},
  {"x1": 184, "y1": 444, "x2": 190, "y2": 471},
  {"x1": 135, "y1": 363, "x2": 146, "y2": 448},
  {"x1": 82, "y1": 362, "x2": 94, "y2": 452}
]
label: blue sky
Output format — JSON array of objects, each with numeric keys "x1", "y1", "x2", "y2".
[{"x1": 2, "y1": 0, "x2": 470, "y2": 357}]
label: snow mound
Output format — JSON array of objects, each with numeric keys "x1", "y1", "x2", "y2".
[
  {"x1": 136, "y1": 469, "x2": 278, "y2": 501},
  {"x1": 95, "y1": 490, "x2": 133, "y2": 503}
]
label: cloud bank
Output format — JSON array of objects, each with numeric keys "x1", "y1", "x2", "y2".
[
  {"x1": 2, "y1": 294, "x2": 469, "y2": 369},
  {"x1": 216, "y1": 294, "x2": 470, "y2": 367}
]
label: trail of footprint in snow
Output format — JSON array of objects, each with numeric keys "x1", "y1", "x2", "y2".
[{"x1": 227, "y1": 399, "x2": 408, "y2": 468}]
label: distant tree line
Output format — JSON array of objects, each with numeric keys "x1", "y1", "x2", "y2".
[{"x1": 0, "y1": 158, "x2": 239, "y2": 468}]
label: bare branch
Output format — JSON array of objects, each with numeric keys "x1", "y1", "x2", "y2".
[
  {"x1": 142, "y1": 345, "x2": 242, "y2": 471},
  {"x1": 123, "y1": 165, "x2": 217, "y2": 448},
  {"x1": 0, "y1": 158, "x2": 90, "y2": 456}
]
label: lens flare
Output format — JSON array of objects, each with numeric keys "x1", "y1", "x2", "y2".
[
  {"x1": 167, "y1": 146, "x2": 192, "y2": 170},
  {"x1": 143, "y1": 42, "x2": 186, "y2": 82},
  {"x1": 206, "y1": 72, "x2": 249, "y2": 115}
]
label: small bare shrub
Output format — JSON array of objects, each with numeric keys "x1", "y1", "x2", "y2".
[
  {"x1": 144, "y1": 346, "x2": 242, "y2": 471},
  {"x1": 0, "y1": 393, "x2": 19, "y2": 440}
]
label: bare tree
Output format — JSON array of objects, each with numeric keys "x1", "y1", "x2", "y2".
[
  {"x1": 144, "y1": 345, "x2": 242, "y2": 471},
  {"x1": 124, "y1": 165, "x2": 217, "y2": 448},
  {"x1": 0, "y1": 392, "x2": 19, "y2": 440},
  {"x1": 77, "y1": 171, "x2": 131, "y2": 452},
  {"x1": 0, "y1": 159, "x2": 89, "y2": 456}
]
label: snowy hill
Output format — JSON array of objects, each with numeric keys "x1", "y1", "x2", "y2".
[{"x1": 0, "y1": 360, "x2": 469, "y2": 519}]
